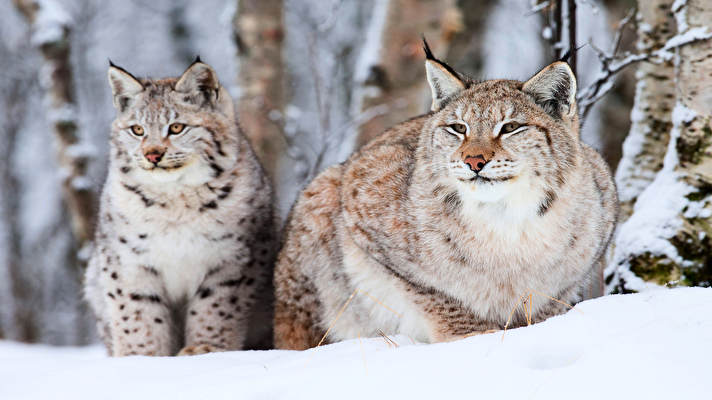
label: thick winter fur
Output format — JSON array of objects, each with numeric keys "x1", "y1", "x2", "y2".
[
  {"x1": 274, "y1": 48, "x2": 618, "y2": 349},
  {"x1": 85, "y1": 59, "x2": 277, "y2": 356}
]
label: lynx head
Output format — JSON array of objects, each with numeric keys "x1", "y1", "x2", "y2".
[
  {"x1": 420, "y1": 40, "x2": 580, "y2": 211},
  {"x1": 107, "y1": 58, "x2": 237, "y2": 186}
]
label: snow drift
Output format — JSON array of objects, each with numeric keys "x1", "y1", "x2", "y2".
[{"x1": 1, "y1": 288, "x2": 710, "y2": 399}]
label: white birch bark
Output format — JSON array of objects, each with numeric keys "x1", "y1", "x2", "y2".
[
  {"x1": 13, "y1": 0, "x2": 96, "y2": 253},
  {"x1": 615, "y1": 0, "x2": 677, "y2": 220},
  {"x1": 606, "y1": 0, "x2": 712, "y2": 292}
]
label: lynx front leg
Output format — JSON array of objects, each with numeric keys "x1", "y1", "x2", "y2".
[
  {"x1": 105, "y1": 267, "x2": 174, "y2": 356},
  {"x1": 180, "y1": 265, "x2": 257, "y2": 355}
]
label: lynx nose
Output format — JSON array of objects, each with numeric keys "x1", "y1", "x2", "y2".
[
  {"x1": 464, "y1": 154, "x2": 488, "y2": 173},
  {"x1": 144, "y1": 148, "x2": 165, "y2": 165}
]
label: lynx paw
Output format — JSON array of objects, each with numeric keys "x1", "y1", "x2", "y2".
[{"x1": 177, "y1": 344, "x2": 226, "y2": 356}]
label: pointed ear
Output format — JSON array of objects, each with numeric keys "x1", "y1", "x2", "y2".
[
  {"x1": 107, "y1": 62, "x2": 144, "y2": 112},
  {"x1": 423, "y1": 39, "x2": 465, "y2": 111},
  {"x1": 522, "y1": 61, "x2": 577, "y2": 119},
  {"x1": 175, "y1": 59, "x2": 220, "y2": 107}
]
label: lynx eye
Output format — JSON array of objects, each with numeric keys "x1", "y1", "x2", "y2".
[
  {"x1": 130, "y1": 125, "x2": 144, "y2": 136},
  {"x1": 448, "y1": 123, "x2": 467, "y2": 134},
  {"x1": 169, "y1": 123, "x2": 186, "y2": 135},
  {"x1": 500, "y1": 122, "x2": 522, "y2": 134}
]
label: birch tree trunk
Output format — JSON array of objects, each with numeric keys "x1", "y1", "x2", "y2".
[
  {"x1": 615, "y1": 0, "x2": 677, "y2": 221},
  {"x1": 606, "y1": 0, "x2": 712, "y2": 293},
  {"x1": 353, "y1": 0, "x2": 462, "y2": 148},
  {"x1": 13, "y1": 0, "x2": 96, "y2": 255},
  {"x1": 233, "y1": 0, "x2": 287, "y2": 180},
  {"x1": 13, "y1": 0, "x2": 96, "y2": 343},
  {"x1": 0, "y1": 78, "x2": 36, "y2": 341}
]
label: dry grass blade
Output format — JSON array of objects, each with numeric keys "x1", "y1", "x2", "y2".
[
  {"x1": 527, "y1": 288, "x2": 583, "y2": 314},
  {"x1": 502, "y1": 293, "x2": 528, "y2": 342},
  {"x1": 502, "y1": 289, "x2": 582, "y2": 342},
  {"x1": 376, "y1": 329, "x2": 399, "y2": 348},
  {"x1": 359, "y1": 289, "x2": 402, "y2": 318},
  {"x1": 307, "y1": 287, "x2": 405, "y2": 364},
  {"x1": 314, "y1": 288, "x2": 358, "y2": 350},
  {"x1": 526, "y1": 293, "x2": 533, "y2": 325}
]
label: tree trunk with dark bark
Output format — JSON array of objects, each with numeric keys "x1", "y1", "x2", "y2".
[
  {"x1": 353, "y1": 0, "x2": 462, "y2": 148},
  {"x1": 233, "y1": 0, "x2": 287, "y2": 180}
]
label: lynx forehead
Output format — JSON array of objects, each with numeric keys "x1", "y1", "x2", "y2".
[
  {"x1": 85, "y1": 59, "x2": 277, "y2": 357},
  {"x1": 273, "y1": 40, "x2": 617, "y2": 350}
]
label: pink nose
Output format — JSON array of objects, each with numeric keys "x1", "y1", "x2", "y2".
[
  {"x1": 464, "y1": 154, "x2": 488, "y2": 173},
  {"x1": 144, "y1": 150, "x2": 165, "y2": 164}
]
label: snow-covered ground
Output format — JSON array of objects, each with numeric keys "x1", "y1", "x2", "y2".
[{"x1": 1, "y1": 288, "x2": 710, "y2": 400}]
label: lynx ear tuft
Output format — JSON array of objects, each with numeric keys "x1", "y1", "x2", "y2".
[
  {"x1": 423, "y1": 38, "x2": 465, "y2": 111},
  {"x1": 107, "y1": 63, "x2": 144, "y2": 113},
  {"x1": 522, "y1": 61, "x2": 577, "y2": 119},
  {"x1": 175, "y1": 60, "x2": 220, "y2": 107}
]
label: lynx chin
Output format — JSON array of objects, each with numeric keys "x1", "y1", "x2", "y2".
[
  {"x1": 273, "y1": 41, "x2": 618, "y2": 349},
  {"x1": 85, "y1": 58, "x2": 276, "y2": 356}
]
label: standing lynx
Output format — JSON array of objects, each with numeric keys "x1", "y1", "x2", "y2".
[
  {"x1": 85, "y1": 59, "x2": 276, "y2": 356},
  {"x1": 274, "y1": 42, "x2": 618, "y2": 349}
]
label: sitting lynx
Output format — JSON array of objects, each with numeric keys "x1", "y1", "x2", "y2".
[
  {"x1": 85, "y1": 59, "x2": 276, "y2": 356},
  {"x1": 274, "y1": 42, "x2": 617, "y2": 349}
]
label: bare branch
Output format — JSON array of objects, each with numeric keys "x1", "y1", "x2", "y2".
[{"x1": 578, "y1": 16, "x2": 712, "y2": 119}]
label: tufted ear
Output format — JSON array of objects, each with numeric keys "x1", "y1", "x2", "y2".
[
  {"x1": 522, "y1": 61, "x2": 577, "y2": 119},
  {"x1": 175, "y1": 57, "x2": 220, "y2": 107},
  {"x1": 423, "y1": 38, "x2": 465, "y2": 111},
  {"x1": 107, "y1": 61, "x2": 144, "y2": 113}
]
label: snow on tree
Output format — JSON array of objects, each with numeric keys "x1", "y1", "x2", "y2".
[{"x1": 606, "y1": 0, "x2": 712, "y2": 292}]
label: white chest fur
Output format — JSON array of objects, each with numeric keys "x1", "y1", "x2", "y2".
[
  {"x1": 107, "y1": 178, "x2": 242, "y2": 302},
  {"x1": 428, "y1": 183, "x2": 589, "y2": 322}
]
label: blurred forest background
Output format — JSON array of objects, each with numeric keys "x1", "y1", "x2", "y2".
[{"x1": 1, "y1": 0, "x2": 710, "y2": 346}]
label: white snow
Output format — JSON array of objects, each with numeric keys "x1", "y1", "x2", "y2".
[
  {"x1": 1, "y1": 288, "x2": 710, "y2": 400},
  {"x1": 606, "y1": 101, "x2": 702, "y2": 292},
  {"x1": 30, "y1": 0, "x2": 72, "y2": 46},
  {"x1": 672, "y1": 0, "x2": 689, "y2": 33}
]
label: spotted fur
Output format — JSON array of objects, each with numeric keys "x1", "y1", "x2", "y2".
[
  {"x1": 85, "y1": 60, "x2": 277, "y2": 356},
  {"x1": 274, "y1": 55, "x2": 618, "y2": 349}
]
